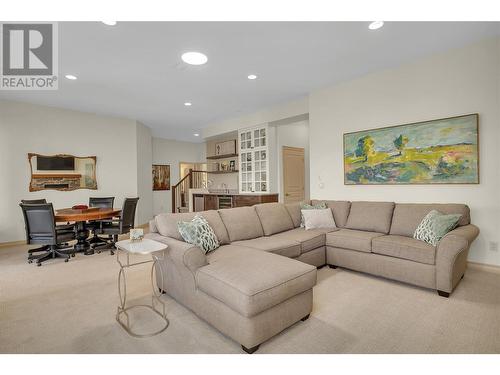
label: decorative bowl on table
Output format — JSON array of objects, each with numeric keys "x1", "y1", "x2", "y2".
[
  {"x1": 72, "y1": 204, "x2": 89, "y2": 210},
  {"x1": 130, "y1": 228, "x2": 144, "y2": 241}
]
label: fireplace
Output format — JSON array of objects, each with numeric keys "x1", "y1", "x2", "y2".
[{"x1": 31, "y1": 174, "x2": 82, "y2": 191}]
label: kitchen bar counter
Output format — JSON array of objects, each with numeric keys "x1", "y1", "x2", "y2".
[{"x1": 188, "y1": 189, "x2": 278, "y2": 211}]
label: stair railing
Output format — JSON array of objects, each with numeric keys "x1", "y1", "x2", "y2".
[{"x1": 171, "y1": 169, "x2": 207, "y2": 213}]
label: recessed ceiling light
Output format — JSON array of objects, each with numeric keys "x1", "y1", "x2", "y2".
[
  {"x1": 194, "y1": 133, "x2": 200, "y2": 137},
  {"x1": 184, "y1": 102, "x2": 192, "y2": 106},
  {"x1": 102, "y1": 21, "x2": 117, "y2": 26},
  {"x1": 368, "y1": 21, "x2": 384, "y2": 30},
  {"x1": 65, "y1": 74, "x2": 77, "y2": 80},
  {"x1": 181, "y1": 52, "x2": 208, "y2": 65},
  {"x1": 247, "y1": 74, "x2": 258, "y2": 80}
]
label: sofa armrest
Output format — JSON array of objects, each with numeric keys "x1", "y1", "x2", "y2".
[
  {"x1": 145, "y1": 232, "x2": 207, "y2": 272},
  {"x1": 436, "y1": 224, "x2": 480, "y2": 293}
]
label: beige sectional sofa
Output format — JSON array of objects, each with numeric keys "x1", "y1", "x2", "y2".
[{"x1": 146, "y1": 200, "x2": 479, "y2": 353}]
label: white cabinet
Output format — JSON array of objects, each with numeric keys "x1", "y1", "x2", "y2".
[{"x1": 239, "y1": 125, "x2": 269, "y2": 193}]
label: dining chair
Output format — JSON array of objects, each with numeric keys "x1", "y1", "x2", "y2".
[
  {"x1": 21, "y1": 199, "x2": 47, "y2": 204},
  {"x1": 20, "y1": 199, "x2": 74, "y2": 255},
  {"x1": 20, "y1": 203, "x2": 76, "y2": 266},
  {"x1": 88, "y1": 197, "x2": 115, "y2": 247},
  {"x1": 20, "y1": 199, "x2": 50, "y2": 255},
  {"x1": 93, "y1": 197, "x2": 139, "y2": 255}
]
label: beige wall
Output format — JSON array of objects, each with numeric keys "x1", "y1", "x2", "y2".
[
  {"x1": 0, "y1": 100, "x2": 140, "y2": 243},
  {"x1": 136, "y1": 122, "x2": 153, "y2": 225},
  {"x1": 202, "y1": 97, "x2": 309, "y2": 138},
  {"x1": 309, "y1": 37, "x2": 500, "y2": 266},
  {"x1": 152, "y1": 137, "x2": 206, "y2": 215}
]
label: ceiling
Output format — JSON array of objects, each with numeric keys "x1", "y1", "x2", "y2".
[{"x1": 1, "y1": 21, "x2": 499, "y2": 142}]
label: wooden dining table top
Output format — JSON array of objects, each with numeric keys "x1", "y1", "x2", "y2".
[{"x1": 55, "y1": 207, "x2": 121, "y2": 222}]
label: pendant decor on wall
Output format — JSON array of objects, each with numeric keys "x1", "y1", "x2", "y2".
[{"x1": 343, "y1": 114, "x2": 479, "y2": 185}]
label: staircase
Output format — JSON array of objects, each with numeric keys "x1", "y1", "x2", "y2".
[{"x1": 171, "y1": 169, "x2": 207, "y2": 213}]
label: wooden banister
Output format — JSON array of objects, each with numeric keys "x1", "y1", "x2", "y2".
[{"x1": 171, "y1": 170, "x2": 208, "y2": 213}]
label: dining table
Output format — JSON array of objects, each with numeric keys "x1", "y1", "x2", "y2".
[{"x1": 55, "y1": 207, "x2": 121, "y2": 255}]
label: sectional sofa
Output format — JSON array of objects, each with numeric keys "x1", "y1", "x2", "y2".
[{"x1": 146, "y1": 200, "x2": 479, "y2": 353}]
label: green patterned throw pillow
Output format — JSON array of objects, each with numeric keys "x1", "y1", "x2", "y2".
[
  {"x1": 414, "y1": 210, "x2": 462, "y2": 246},
  {"x1": 300, "y1": 201, "x2": 328, "y2": 227},
  {"x1": 177, "y1": 214, "x2": 220, "y2": 254}
]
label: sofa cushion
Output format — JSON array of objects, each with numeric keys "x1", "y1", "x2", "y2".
[
  {"x1": 372, "y1": 235, "x2": 436, "y2": 265},
  {"x1": 302, "y1": 208, "x2": 336, "y2": 230},
  {"x1": 311, "y1": 200, "x2": 351, "y2": 228},
  {"x1": 254, "y1": 203, "x2": 294, "y2": 236},
  {"x1": 177, "y1": 214, "x2": 220, "y2": 253},
  {"x1": 273, "y1": 227, "x2": 332, "y2": 253},
  {"x1": 206, "y1": 244, "x2": 253, "y2": 263},
  {"x1": 285, "y1": 202, "x2": 305, "y2": 228},
  {"x1": 390, "y1": 203, "x2": 471, "y2": 237},
  {"x1": 233, "y1": 236, "x2": 301, "y2": 258},
  {"x1": 218, "y1": 206, "x2": 264, "y2": 242},
  {"x1": 196, "y1": 248, "x2": 316, "y2": 317},
  {"x1": 300, "y1": 201, "x2": 327, "y2": 227},
  {"x1": 345, "y1": 201, "x2": 395, "y2": 234},
  {"x1": 155, "y1": 210, "x2": 230, "y2": 245},
  {"x1": 326, "y1": 229, "x2": 384, "y2": 253},
  {"x1": 413, "y1": 210, "x2": 462, "y2": 246}
]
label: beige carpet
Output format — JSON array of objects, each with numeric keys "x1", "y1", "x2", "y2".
[{"x1": 1, "y1": 242, "x2": 500, "y2": 354}]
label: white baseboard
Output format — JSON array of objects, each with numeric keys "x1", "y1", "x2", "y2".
[
  {"x1": 467, "y1": 261, "x2": 500, "y2": 274},
  {"x1": 1, "y1": 222, "x2": 150, "y2": 248}
]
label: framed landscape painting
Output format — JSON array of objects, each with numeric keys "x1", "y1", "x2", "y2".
[
  {"x1": 152, "y1": 164, "x2": 170, "y2": 190},
  {"x1": 344, "y1": 114, "x2": 479, "y2": 185}
]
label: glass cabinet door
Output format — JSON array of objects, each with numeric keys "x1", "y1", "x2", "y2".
[
  {"x1": 240, "y1": 151, "x2": 253, "y2": 192},
  {"x1": 239, "y1": 126, "x2": 268, "y2": 193}
]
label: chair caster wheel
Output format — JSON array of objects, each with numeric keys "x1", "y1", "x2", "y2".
[
  {"x1": 28, "y1": 260, "x2": 33, "y2": 264},
  {"x1": 110, "y1": 251, "x2": 115, "y2": 256},
  {"x1": 71, "y1": 253, "x2": 75, "y2": 257},
  {"x1": 96, "y1": 250, "x2": 101, "y2": 254},
  {"x1": 37, "y1": 263, "x2": 41, "y2": 267},
  {"x1": 65, "y1": 258, "x2": 69, "y2": 262}
]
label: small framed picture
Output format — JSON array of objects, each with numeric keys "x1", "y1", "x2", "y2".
[
  {"x1": 229, "y1": 160, "x2": 236, "y2": 170},
  {"x1": 215, "y1": 140, "x2": 236, "y2": 155},
  {"x1": 152, "y1": 164, "x2": 170, "y2": 190},
  {"x1": 130, "y1": 228, "x2": 144, "y2": 241}
]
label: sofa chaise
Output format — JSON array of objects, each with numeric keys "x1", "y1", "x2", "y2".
[{"x1": 146, "y1": 200, "x2": 479, "y2": 352}]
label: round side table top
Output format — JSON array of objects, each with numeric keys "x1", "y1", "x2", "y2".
[{"x1": 115, "y1": 238, "x2": 167, "y2": 255}]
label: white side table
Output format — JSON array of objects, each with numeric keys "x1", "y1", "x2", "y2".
[{"x1": 115, "y1": 239, "x2": 169, "y2": 338}]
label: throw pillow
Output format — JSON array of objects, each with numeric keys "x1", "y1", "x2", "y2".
[
  {"x1": 302, "y1": 208, "x2": 336, "y2": 230},
  {"x1": 177, "y1": 214, "x2": 220, "y2": 253},
  {"x1": 414, "y1": 210, "x2": 462, "y2": 246},
  {"x1": 300, "y1": 201, "x2": 327, "y2": 227}
]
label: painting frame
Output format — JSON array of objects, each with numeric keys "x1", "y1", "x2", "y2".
[
  {"x1": 152, "y1": 164, "x2": 171, "y2": 191},
  {"x1": 343, "y1": 114, "x2": 479, "y2": 185}
]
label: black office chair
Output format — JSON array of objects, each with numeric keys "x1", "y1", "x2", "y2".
[
  {"x1": 20, "y1": 199, "x2": 50, "y2": 255},
  {"x1": 88, "y1": 197, "x2": 115, "y2": 247},
  {"x1": 20, "y1": 203, "x2": 76, "y2": 266},
  {"x1": 89, "y1": 197, "x2": 115, "y2": 208},
  {"x1": 21, "y1": 199, "x2": 47, "y2": 204},
  {"x1": 20, "y1": 199, "x2": 74, "y2": 256},
  {"x1": 94, "y1": 197, "x2": 139, "y2": 255}
]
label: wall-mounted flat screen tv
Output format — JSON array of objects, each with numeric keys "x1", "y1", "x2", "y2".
[{"x1": 37, "y1": 156, "x2": 75, "y2": 170}]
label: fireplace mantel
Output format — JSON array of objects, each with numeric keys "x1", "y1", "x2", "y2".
[{"x1": 32, "y1": 173, "x2": 82, "y2": 179}]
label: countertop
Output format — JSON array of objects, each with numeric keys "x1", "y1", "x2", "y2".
[{"x1": 192, "y1": 192, "x2": 278, "y2": 196}]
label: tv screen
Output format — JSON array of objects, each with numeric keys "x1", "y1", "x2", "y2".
[{"x1": 37, "y1": 156, "x2": 75, "y2": 171}]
